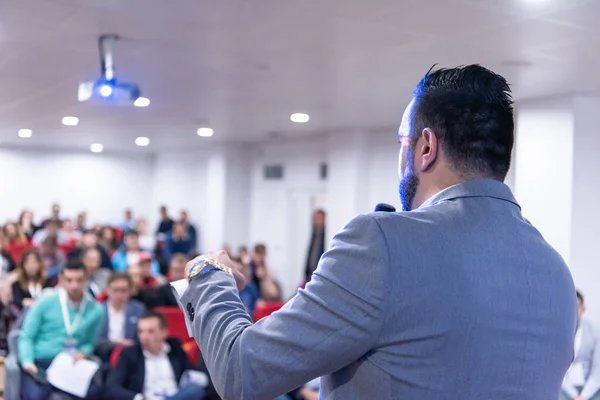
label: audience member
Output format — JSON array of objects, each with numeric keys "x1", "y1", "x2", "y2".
[
  {"x1": 19, "y1": 210, "x2": 40, "y2": 240},
  {"x1": 304, "y1": 209, "x2": 326, "y2": 283},
  {"x1": 69, "y1": 229, "x2": 112, "y2": 268},
  {"x1": 127, "y1": 264, "x2": 153, "y2": 307},
  {"x1": 76, "y1": 211, "x2": 88, "y2": 233},
  {"x1": 82, "y1": 248, "x2": 112, "y2": 298},
  {"x1": 179, "y1": 210, "x2": 197, "y2": 252},
  {"x1": 104, "y1": 311, "x2": 205, "y2": 400},
  {"x1": 232, "y1": 257, "x2": 259, "y2": 314},
  {"x1": 156, "y1": 205, "x2": 174, "y2": 237},
  {"x1": 164, "y1": 223, "x2": 194, "y2": 261},
  {"x1": 32, "y1": 220, "x2": 68, "y2": 246},
  {"x1": 62, "y1": 218, "x2": 82, "y2": 243},
  {"x1": 11, "y1": 249, "x2": 52, "y2": 312},
  {"x1": 137, "y1": 219, "x2": 156, "y2": 252},
  {"x1": 238, "y1": 246, "x2": 250, "y2": 265},
  {"x1": 112, "y1": 231, "x2": 160, "y2": 276},
  {"x1": 561, "y1": 291, "x2": 600, "y2": 400},
  {"x1": 99, "y1": 226, "x2": 120, "y2": 254},
  {"x1": 96, "y1": 273, "x2": 145, "y2": 361},
  {"x1": 121, "y1": 209, "x2": 137, "y2": 233},
  {"x1": 41, "y1": 203, "x2": 62, "y2": 228},
  {"x1": 39, "y1": 236, "x2": 66, "y2": 278},
  {"x1": 249, "y1": 244, "x2": 281, "y2": 301},
  {"x1": 146, "y1": 253, "x2": 187, "y2": 308},
  {"x1": 298, "y1": 378, "x2": 320, "y2": 400},
  {"x1": 18, "y1": 260, "x2": 104, "y2": 400}
]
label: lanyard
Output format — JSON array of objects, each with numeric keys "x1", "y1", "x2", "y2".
[{"x1": 59, "y1": 288, "x2": 87, "y2": 337}]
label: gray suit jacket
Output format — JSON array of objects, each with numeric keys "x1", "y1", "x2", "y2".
[
  {"x1": 182, "y1": 179, "x2": 577, "y2": 400},
  {"x1": 562, "y1": 319, "x2": 600, "y2": 398}
]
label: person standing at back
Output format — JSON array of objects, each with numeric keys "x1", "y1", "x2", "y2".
[{"x1": 178, "y1": 64, "x2": 577, "y2": 400}]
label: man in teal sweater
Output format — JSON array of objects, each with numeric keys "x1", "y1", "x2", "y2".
[{"x1": 19, "y1": 261, "x2": 104, "y2": 400}]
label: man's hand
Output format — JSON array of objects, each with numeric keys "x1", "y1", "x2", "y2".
[
  {"x1": 186, "y1": 251, "x2": 246, "y2": 291},
  {"x1": 23, "y1": 362, "x2": 38, "y2": 376},
  {"x1": 73, "y1": 352, "x2": 87, "y2": 363}
]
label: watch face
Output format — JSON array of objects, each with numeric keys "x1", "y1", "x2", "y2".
[{"x1": 188, "y1": 258, "x2": 207, "y2": 277}]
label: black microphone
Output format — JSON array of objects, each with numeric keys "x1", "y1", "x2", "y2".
[{"x1": 374, "y1": 203, "x2": 396, "y2": 212}]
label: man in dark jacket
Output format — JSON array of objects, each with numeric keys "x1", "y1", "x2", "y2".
[{"x1": 104, "y1": 311, "x2": 205, "y2": 400}]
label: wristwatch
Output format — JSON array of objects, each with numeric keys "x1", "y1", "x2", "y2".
[{"x1": 187, "y1": 256, "x2": 233, "y2": 281}]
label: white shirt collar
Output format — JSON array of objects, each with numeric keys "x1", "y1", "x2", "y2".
[{"x1": 142, "y1": 342, "x2": 171, "y2": 358}]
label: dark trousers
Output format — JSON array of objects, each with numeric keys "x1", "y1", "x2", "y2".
[{"x1": 20, "y1": 359, "x2": 101, "y2": 400}]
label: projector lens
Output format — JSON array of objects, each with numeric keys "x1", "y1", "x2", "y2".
[{"x1": 99, "y1": 85, "x2": 113, "y2": 97}]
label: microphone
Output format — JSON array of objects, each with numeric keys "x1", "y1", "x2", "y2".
[{"x1": 374, "y1": 203, "x2": 396, "y2": 212}]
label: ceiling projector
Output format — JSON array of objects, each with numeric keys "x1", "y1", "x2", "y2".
[{"x1": 78, "y1": 34, "x2": 146, "y2": 106}]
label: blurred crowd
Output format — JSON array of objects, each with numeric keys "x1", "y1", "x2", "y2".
[{"x1": 0, "y1": 204, "x2": 319, "y2": 400}]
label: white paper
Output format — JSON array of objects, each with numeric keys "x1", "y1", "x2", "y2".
[
  {"x1": 170, "y1": 279, "x2": 194, "y2": 337},
  {"x1": 46, "y1": 352, "x2": 100, "y2": 397}
]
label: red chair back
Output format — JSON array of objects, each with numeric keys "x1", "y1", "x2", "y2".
[
  {"x1": 154, "y1": 306, "x2": 189, "y2": 343},
  {"x1": 110, "y1": 345, "x2": 124, "y2": 367},
  {"x1": 6, "y1": 241, "x2": 33, "y2": 264},
  {"x1": 254, "y1": 301, "x2": 285, "y2": 322}
]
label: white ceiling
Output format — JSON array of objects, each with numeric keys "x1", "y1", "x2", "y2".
[{"x1": 0, "y1": 0, "x2": 598, "y2": 153}]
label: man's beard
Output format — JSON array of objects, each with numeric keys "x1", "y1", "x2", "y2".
[
  {"x1": 399, "y1": 149, "x2": 419, "y2": 211},
  {"x1": 399, "y1": 172, "x2": 419, "y2": 211}
]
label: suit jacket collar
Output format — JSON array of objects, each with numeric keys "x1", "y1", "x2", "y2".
[{"x1": 418, "y1": 179, "x2": 520, "y2": 210}]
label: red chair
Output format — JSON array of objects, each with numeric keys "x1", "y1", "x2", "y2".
[
  {"x1": 95, "y1": 291, "x2": 108, "y2": 303},
  {"x1": 182, "y1": 339, "x2": 200, "y2": 365},
  {"x1": 254, "y1": 301, "x2": 285, "y2": 322},
  {"x1": 6, "y1": 241, "x2": 33, "y2": 264},
  {"x1": 110, "y1": 345, "x2": 124, "y2": 367},
  {"x1": 154, "y1": 306, "x2": 189, "y2": 343}
]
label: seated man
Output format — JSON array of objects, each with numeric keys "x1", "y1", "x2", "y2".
[
  {"x1": 95, "y1": 272, "x2": 145, "y2": 362},
  {"x1": 104, "y1": 311, "x2": 205, "y2": 400},
  {"x1": 561, "y1": 291, "x2": 600, "y2": 400},
  {"x1": 18, "y1": 260, "x2": 104, "y2": 400},
  {"x1": 145, "y1": 253, "x2": 188, "y2": 308}
]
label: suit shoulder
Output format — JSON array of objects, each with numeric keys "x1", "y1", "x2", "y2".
[{"x1": 120, "y1": 343, "x2": 142, "y2": 359}]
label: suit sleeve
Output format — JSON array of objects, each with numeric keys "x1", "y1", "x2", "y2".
[
  {"x1": 104, "y1": 350, "x2": 139, "y2": 400},
  {"x1": 181, "y1": 214, "x2": 390, "y2": 400}
]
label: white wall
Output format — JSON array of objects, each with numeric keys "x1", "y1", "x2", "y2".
[
  {"x1": 0, "y1": 149, "x2": 154, "y2": 226},
  {"x1": 514, "y1": 99, "x2": 574, "y2": 264},
  {"x1": 151, "y1": 151, "x2": 209, "y2": 250}
]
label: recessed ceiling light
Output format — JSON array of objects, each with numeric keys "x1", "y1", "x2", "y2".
[
  {"x1": 134, "y1": 97, "x2": 150, "y2": 108},
  {"x1": 197, "y1": 127, "x2": 214, "y2": 137},
  {"x1": 290, "y1": 113, "x2": 310, "y2": 123},
  {"x1": 18, "y1": 129, "x2": 33, "y2": 138},
  {"x1": 62, "y1": 116, "x2": 79, "y2": 126},
  {"x1": 90, "y1": 143, "x2": 103, "y2": 153},
  {"x1": 135, "y1": 136, "x2": 150, "y2": 147}
]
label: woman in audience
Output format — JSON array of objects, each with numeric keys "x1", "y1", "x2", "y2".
[
  {"x1": 11, "y1": 249, "x2": 52, "y2": 312},
  {"x1": 18, "y1": 209, "x2": 39, "y2": 240},
  {"x1": 99, "y1": 225, "x2": 120, "y2": 254},
  {"x1": 127, "y1": 264, "x2": 153, "y2": 307},
  {"x1": 3, "y1": 221, "x2": 31, "y2": 267}
]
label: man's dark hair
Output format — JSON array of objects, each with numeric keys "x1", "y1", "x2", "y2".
[
  {"x1": 62, "y1": 260, "x2": 87, "y2": 274},
  {"x1": 254, "y1": 244, "x2": 266, "y2": 255},
  {"x1": 411, "y1": 64, "x2": 514, "y2": 180},
  {"x1": 107, "y1": 272, "x2": 133, "y2": 288},
  {"x1": 140, "y1": 310, "x2": 167, "y2": 329},
  {"x1": 577, "y1": 290, "x2": 584, "y2": 304},
  {"x1": 126, "y1": 229, "x2": 139, "y2": 237}
]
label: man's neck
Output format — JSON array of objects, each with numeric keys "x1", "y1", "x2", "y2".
[
  {"x1": 109, "y1": 301, "x2": 125, "y2": 311},
  {"x1": 147, "y1": 343, "x2": 165, "y2": 356},
  {"x1": 69, "y1": 294, "x2": 83, "y2": 306}
]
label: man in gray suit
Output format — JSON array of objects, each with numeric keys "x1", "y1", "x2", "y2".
[
  {"x1": 561, "y1": 291, "x2": 600, "y2": 400},
  {"x1": 177, "y1": 65, "x2": 577, "y2": 399}
]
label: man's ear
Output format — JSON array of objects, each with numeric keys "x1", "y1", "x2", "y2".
[{"x1": 418, "y1": 128, "x2": 439, "y2": 172}]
